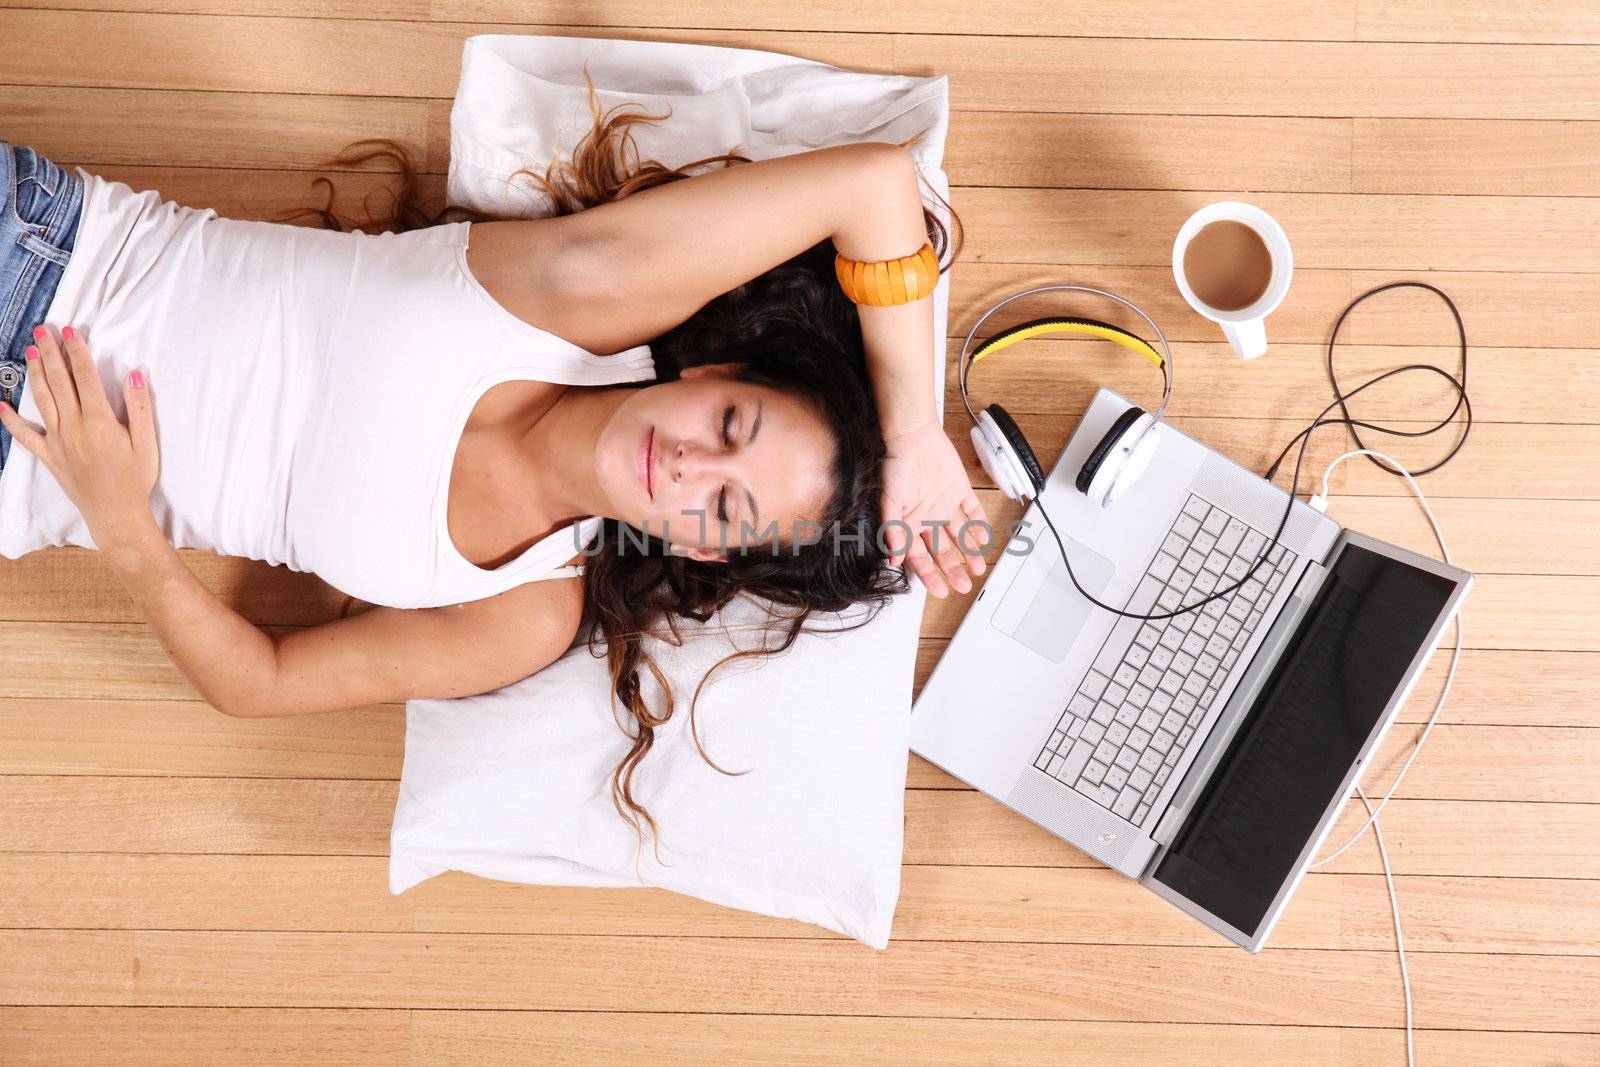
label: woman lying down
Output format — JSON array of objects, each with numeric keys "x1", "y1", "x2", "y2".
[{"x1": 0, "y1": 82, "x2": 990, "y2": 853}]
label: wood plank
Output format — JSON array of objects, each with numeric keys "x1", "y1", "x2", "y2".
[
  {"x1": 0, "y1": 699, "x2": 402, "y2": 777},
  {"x1": 953, "y1": 113, "x2": 1358, "y2": 192},
  {"x1": 906, "y1": 792, "x2": 1600, "y2": 879},
  {"x1": 0, "y1": 776, "x2": 1591, "y2": 879},
  {"x1": 1355, "y1": 118, "x2": 1600, "y2": 196},
  {"x1": 0, "y1": 1007, "x2": 413, "y2": 1065},
  {"x1": 0, "y1": 0, "x2": 1360, "y2": 40},
  {"x1": 0, "y1": 12, "x2": 895, "y2": 97},
  {"x1": 4, "y1": 852, "x2": 1596, "y2": 956},
  {"x1": 1, "y1": 1008, "x2": 1594, "y2": 1067},
  {"x1": 413, "y1": 1016, "x2": 1600, "y2": 1067},
  {"x1": 10, "y1": 14, "x2": 1600, "y2": 120},
  {"x1": 917, "y1": 645, "x2": 1600, "y2": 730},
  {"x1": 0, "y1": 775, "x2": 397, "y2": 855},
  {"x1": 951, "y1": 263, "x2": 1600, "y2": 351},
  {"x1": 956, "y1": 187, "x2": 1600, "y2": 274},
  {"x1": 0, "y1": 929, "x2": 1592, "y2": 1031},
  {"x1": 1357, "y1": 0, "x2": 1600, "y2": 44},
  {"x1": 1464, "y1": 574, "x2": 1600, "y2": 653},
  {"x1": 0, "y1": 85, "x2": 448, "y2": 173},
  {"x1": 17, "y1": 88, "x2": 1590, "y2": 201},
  {"x1": 907, "y1": 37, "x2": 1600, "y2": 120}
]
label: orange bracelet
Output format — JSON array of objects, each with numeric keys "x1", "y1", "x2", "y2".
[{"x1": 834, "y1": 240, "x2": 940, "y2": 306}]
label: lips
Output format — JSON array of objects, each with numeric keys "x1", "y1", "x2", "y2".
[{"x1": 636, "y1": 426, "x2": 655, "y2": 500}]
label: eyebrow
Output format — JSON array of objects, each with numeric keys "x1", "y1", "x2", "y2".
[{"x1": 744, "y1": 400, "x2": 763, "y2": 527}]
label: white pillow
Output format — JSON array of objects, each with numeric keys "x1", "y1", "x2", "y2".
[{"x1": 390, "y1": 34, "x2": 951, "y2": 949}]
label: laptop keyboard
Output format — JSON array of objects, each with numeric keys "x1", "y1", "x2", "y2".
[{"x1": 1031, "y1": 493, "x2": 1299, "y2": 826}]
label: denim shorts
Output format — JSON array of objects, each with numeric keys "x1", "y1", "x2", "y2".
[{"x1": 0, "y1": 142, "x2": 85, "y2": 470}]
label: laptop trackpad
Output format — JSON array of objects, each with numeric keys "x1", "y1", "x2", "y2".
[{"x1": 990, "y1": 536, "x2": 1117, "y2": 663}]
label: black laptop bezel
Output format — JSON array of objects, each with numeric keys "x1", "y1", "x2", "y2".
[{"x1": 1138, "y1": 528, "x2": 1473, "y2": 952}]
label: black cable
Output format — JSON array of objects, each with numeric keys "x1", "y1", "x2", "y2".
[
  {"x1": 1326, "y1": 281, "x2": 1470, "y2": 478},
  {"x1": 987, "y1": 281, "x2": 1472, "y2": 623}
]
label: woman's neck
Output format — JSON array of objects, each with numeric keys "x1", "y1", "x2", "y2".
[{"x1": 520, "y1": 385, "x2": 631, "y2": 523}]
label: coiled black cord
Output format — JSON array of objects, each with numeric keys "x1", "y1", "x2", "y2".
[{"x1": 1027, "y1": 280, "x2": 1471, "y2": 621}]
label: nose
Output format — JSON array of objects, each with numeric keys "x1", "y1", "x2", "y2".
[{"x1": 670, "y1": 440, "x2": 735, "y2": 484}]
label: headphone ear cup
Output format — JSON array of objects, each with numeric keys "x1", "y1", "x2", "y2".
[
  {"x1": 985, "y1": 405, "x2": 1046, "y2": 497},
  {"x1": 1076, "y1": 406, "x2": 1146, "y2": 495},
  {"x1": 1079, "y1": 407, "x2": 1159, "y2": 506},
  {"x1": 969, "y1": 405, "x2": 1046, "y2": 501}
]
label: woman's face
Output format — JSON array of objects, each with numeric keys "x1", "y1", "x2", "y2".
[{"x1": 594, "y1": 363, "x2": 837, "y2": 561}]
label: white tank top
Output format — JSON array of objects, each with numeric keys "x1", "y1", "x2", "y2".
[{"x1": 0, "y1": 172, "x2": 655, "y2": 608}]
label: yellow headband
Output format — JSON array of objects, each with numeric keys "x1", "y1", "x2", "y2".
[{"x1": 970, "y1": 316, "x2": 1164, "y2": 369}]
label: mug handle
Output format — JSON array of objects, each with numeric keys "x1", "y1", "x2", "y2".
[{"x1": 1221, "y1": 317, "x2": 1268, "y2": 360}]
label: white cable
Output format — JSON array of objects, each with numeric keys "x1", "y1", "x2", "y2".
[
  {"x1": 1305, "y1": 446, "x2": 1463, "y2": 1067},
  {"x1": 1307, "y1": 448, "x2": 1462, "y2": 864},
  {"x1": 1361, "y1": 782, "x2": 1414, "y2": 1067}
]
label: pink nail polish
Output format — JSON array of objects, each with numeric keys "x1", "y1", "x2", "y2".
[
  {"x1": 62, "y1": 325, "x2": 75, "y2": 342},
  {"x1": 129, "y1": 369, "x2": 145, "y2": 389},
  {"x1": 31, "y1": 325, "x2": 45, "y2": 341},
  {"x1": 24, "y1": 346, "x2": 37, "y2": 362}
]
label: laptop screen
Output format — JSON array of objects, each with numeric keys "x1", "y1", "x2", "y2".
[{"x1": 1149, "y1": 541, "x2": 1460, "y2": 939}]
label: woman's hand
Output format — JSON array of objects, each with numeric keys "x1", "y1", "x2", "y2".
[
  {"x1": 0, "y1": 324, "x2": 159, "y2": 549},
  {"x1": 879, "y1": 415, "x2": 992, "y2": 597}
]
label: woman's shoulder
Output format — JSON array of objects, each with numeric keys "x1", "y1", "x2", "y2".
[{"x1": 433, "y1": 570, "x2": 587, "y2": 658}]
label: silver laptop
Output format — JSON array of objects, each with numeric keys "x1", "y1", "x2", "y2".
[{"x1": 911, "y1": 388, "x2": 1472, "y2": 951}]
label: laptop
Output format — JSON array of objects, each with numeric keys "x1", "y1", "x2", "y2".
[{"x1": 911, "y1": 388, "x2": 1473, "y2": 951}]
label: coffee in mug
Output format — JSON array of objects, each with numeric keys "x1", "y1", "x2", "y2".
[
  {"x1": 1181, "y1": 220, "x2": 1272, "y2": 312},
  {"x1": 1171, "y1": 202, "x2": 1294, "y2": 360}
]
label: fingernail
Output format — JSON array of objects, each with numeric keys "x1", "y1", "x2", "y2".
[
  {"x1": 31, "y1": 325, "x2": 45, "y2": 341},
  {"x1": 129, "y1": 369, "x2": 145, "y2": 389},
  {"x1": 24, "y1": 346, "x2": 37, "y2": 362},
  {"x1": 62, "y1": 325, "x2": 75, "y2": 342}
]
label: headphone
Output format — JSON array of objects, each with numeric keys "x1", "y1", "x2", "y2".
[
  {"x1": 958, "y1": 284, "x2": 1307, "y2": 623},
  {"x1": 960, "y1": 285, "x2": 1173, "y2": 508}
]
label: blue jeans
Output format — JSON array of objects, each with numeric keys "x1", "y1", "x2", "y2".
[{"x1": 0, "y1": 143, "x2": 84, "y2": 470}]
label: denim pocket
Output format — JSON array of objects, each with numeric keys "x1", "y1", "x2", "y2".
[{"x1": 8, "y1": 147, "x2": 66, "y2": 231}]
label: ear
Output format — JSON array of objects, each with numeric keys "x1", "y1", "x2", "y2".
[{"x1": 678, "y1": 360, "x2": 746, "y2": 381}]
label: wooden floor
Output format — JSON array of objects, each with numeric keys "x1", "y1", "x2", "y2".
[{"x1": 2, "y1": 1, "x2": 1599, "y2": 1063}]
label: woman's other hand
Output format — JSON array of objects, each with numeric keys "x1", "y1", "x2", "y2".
[
  {"x1": 0, "y1": 324, "x2": 159, "y2": 549},
  {"x1": 879, "y1": 416, "x2": 991, "y2": 597}
]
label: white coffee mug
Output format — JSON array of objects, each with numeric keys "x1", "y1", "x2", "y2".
[{"x1": 1171, "y1": 201, "x2": 1293, "y2": 360}]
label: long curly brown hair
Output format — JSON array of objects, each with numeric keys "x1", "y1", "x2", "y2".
[{"x1": 284, "y1": 64, "x2": 964, "y2": 870}]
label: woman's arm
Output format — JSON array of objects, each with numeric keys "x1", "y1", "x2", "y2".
[
  {"x1": 520, "y1": 142, "x2": 986, "y2": 593},
  {"x1": 100, "y1": 520, "x2": 585, "y2": 716},
  {"x1": 510, "y1": 142, "x2": 935, "y2": 436},
  {"x1": 0, "y1": 325, "x2": 585, "y2": 717},
  {"x1": 518, "y1": 141, "x2": 922, "y2": 383}
]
